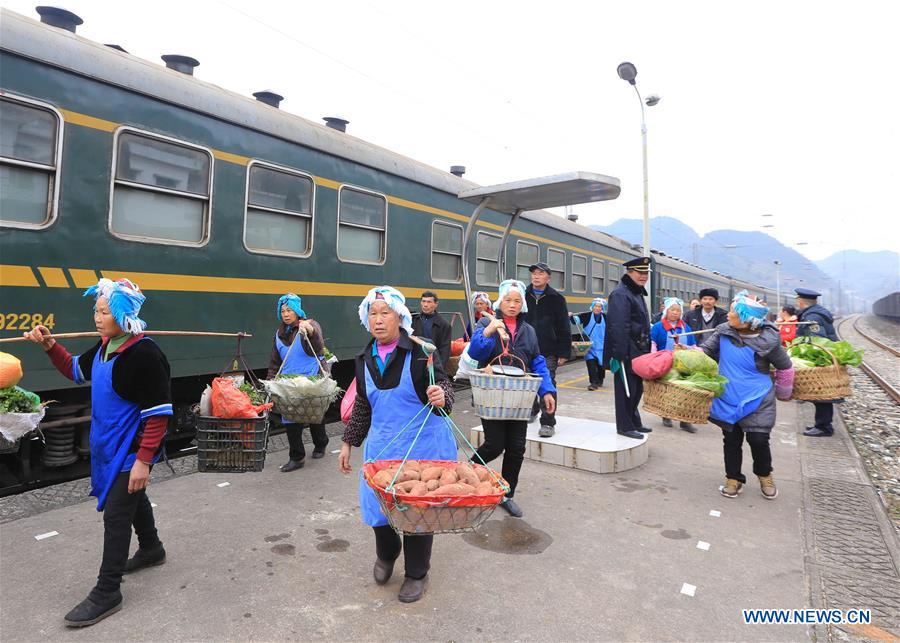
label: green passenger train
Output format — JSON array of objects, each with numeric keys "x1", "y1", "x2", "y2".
[{"x1": 0, "y1": 7, "x2": 774, "y2": 491}]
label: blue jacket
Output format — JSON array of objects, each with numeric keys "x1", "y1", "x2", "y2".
[
  {"x1": 797, "y1": 304, "x2": 837, "y2": 341},
  {"x1": 572, "y1": 311, "x2": 605, "y2": 362},
  {"x1": 650, "y1": 320, "x2": 696, "y2": 351},
  {"x1": 468, "y1": 315, "x2": 556, "y2": 397}
]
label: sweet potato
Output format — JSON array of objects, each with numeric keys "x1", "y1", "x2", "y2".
[
  {"x1": 402, "y1": 460, "x2": 422, "y2": 472},
  {"x1": 392, "y1": 480, "x2": 419, "y2": 493},
  {"x1": 420, "y1": 466, "x2": 445, "y2": 483},
  {"x1": 425, "y1": 479, "x2": 440, "y2": 491},
  {"x1": 372, "y1": 469, "x2": 394, "y2": 489},
  {"x1": 403, "y1": 481, "x2": 428, "y2": 497},
  {"x1": 474, "y1": 466, "x2": 492, "y2": 482},
  {"x1": 394, "y1": 468, "x2": 420, "y2": 483},
  {"x1": 428, "y1": 483, "x2": 474, "y2": 496},
  {"x1": 455, "y1": 463, "x2": 480, "y2": 487},
  {"x1": 474, "y1": 481, "x2": 495, "y2": 496},
  {"x1": 439, "y1": 469, "x2": 459, "y2": 486}
]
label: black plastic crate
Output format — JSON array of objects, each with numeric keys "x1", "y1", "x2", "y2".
[{"x1": 196, "y1": 414, "x2": 269, "y2": 473}]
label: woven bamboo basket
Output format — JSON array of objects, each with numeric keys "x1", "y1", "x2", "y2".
[
  {"x1": 571, "y1": 341, "x2": 592, "y2": 358},
  {"x1": 270, "y1": 392, "x2": 332, "y2": 425},
  {"x1": 790, "y1": 349, "x2": 851, "y2": 401},
  {"x1": 642, "y1": 380, "x2": 714, "y2": 424},
  {"x1": 469, "y1": 354, "x2": 542, "y2": 420}
]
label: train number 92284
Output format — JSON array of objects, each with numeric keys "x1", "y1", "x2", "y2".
[{"x1": 0, "y1": 313, "x2": 56, "y2": 331}]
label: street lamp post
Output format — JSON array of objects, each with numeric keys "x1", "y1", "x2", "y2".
[
  {"x1": 774, "y1": 260, "x2": 781, "y2": 310},
  {"x1": 617, "y1": 62, "x2": 659, "y2": 260}
]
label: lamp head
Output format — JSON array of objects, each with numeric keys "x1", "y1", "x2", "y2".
[
  {"x1": 645, "y1": 94, "x2": 661, "y2": 106},
  {"x1": 617, "y1": 62, "x2": 638, "y2": 85}
]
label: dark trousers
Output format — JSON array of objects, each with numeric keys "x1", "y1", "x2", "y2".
[
  {"x1": 585, "y1": 358, "x2": 606, "y2": 386},
  {"x1": 613, "y1": 361, "x2": 644, "y2": 433},
  {"x1": 722, "y1": 427, "x2": 772, "y2": 483},
  {"x1": 474, "y1": 419, "x2": 527, "y2": 498},
  {"x1": 813, "y1": 402, "x2": 834, "y2": 433},
  {"x1": 373, "y1": 525, "x2": 432, "y2": 579},
  {"x1": 91, "y1": 471, "x2": 161, "y2": 599},
  {"x1": 285, "y1": 421, "x2": 328, "y2": 461},
  {"x1": 531, "y1": 355, "x2": 558, "y2": 426}
]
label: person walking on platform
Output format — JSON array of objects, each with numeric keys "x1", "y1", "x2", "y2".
[
  {"x1": 650, "y1": 297, "x2": 697, "y2": 432},
  {"x1": 604, "y1": 257, "x2": 653, "y2": 440},
  {"x1": 683, "y1": 288, "x2": 728, "y2": 332},
  {"x1": 794, "y1": 288, "x2": 840, "y2": 437},
  {"x1": 339, "y1": 286, "x2": 456, "y2": 603},
  {"x1": 411, "y1": 290, "x2": 451, "y2": 368},
  {"x1": 698, "y1": 291, "x2": 794, "y2": 499},
  {"x1": 468, "y1": 279, "x2": 556, "y2": 518},
  {"x1": 524, "y1": 262, "x2": 570, "y2": 437},
  {"x1": 268, "y1": 293, "x2": 329, "y2": 472},
  {"x1": 465, "y1": 291, "x2": 494, "y2": 338},
  {"x1": 570, "y1": 297, "x2": 607, "y2": 390},
  {"x1": 24, "y1": 278, "x2": 172, "y2": 627}
]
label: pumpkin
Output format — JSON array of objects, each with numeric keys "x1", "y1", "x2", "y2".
[{"x1": 0, "y1": 352, "x2": 24, "y2": 388}]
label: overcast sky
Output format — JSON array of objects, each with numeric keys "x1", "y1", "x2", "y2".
[{"x1": 3, "y1": 0, "x2": 897, "y2": 261}]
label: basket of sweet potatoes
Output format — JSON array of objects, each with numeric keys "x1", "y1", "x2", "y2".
[{"x1": 363, "y1": 459, "x2": 509, "y2": 535}]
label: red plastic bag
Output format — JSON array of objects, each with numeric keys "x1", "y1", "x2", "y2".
[
  {"x1": 210, "y1": 377, "x2": 271, "y2": 419},
  {"x1": 340, "y1": 377, "x2": 357, "y2": 424},
  {"x1": 450, "y1": 338, "x2": 467, "y2": 357},
  {"x1": 631, "y1": 351, "x2": 674, "y2": 380}
]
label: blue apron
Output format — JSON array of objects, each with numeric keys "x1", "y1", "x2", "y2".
[
  {"x1": 710, "y1": 337, "x2": 772, "y2": 425},
  {"x1": 275, "y1": 330, "x2": 322, "y2": 425},
  {"x1": 358, "y1": 351, "x2": 457, "y2": 527},
  {"x1": 583, "y1": 314, "x2": 606, "y2": 362},
  {"x1": 89, "y1": 338, "x2": 161, "y2": 511}
]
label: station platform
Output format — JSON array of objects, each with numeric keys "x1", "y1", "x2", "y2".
[{"x1": 1, "y1": 362, "x2": 898, "y2": 641}]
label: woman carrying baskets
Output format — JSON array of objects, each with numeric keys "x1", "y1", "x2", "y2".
[
  {"x1": 267, "y1": 293, "x2": 329, "y2": 472},
  {"x1": 23, "y1": 278, "x2": 171, "y2": 627},
  {"x1": 339, "y1": 286, "x2": 456, "y2": 603},
  {"x1": 570, "y1": 297, "x2": 607, "y2": 390},
  {"x1": 698, "y1": 291, "x2": 794, "y2": 500},
  {"x1": 650, "y1": 298, "x2": 697, "y2": 433},
  {"x1": 467, "y1": 279, "x2": 556, "y2": 519}
]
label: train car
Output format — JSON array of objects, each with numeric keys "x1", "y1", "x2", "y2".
[
  {"x1": 0, "y1": 7, "x2": 775, "y2": 490},
  {"x1": 872, "y1": 292, "x2": 900, "y2": 320}
]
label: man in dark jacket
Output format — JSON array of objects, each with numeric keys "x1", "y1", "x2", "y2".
[
  {"x1": 411, "y1": 291, "x2": 452, "y2": 369},
  {"x1": 524, "y1": 262, "x2": 570, "y2": 437},
  {"x1": 604, "y1": 257, "x2": 653, "y2": 440},
  {"x1": 683, "y1": 288, "x2": 729, "y2": 332},
  {"x1": 795, "y1": 288, "x2": 839, "y2": 437}
]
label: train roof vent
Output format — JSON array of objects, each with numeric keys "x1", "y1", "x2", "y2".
[
  {"x1": 105, "y1": 44, "x2": 128, "y2": 53},
  {"x1": 566, "y1": 213, "x2": 579, "y2": 222},
  {"x1": 323, "y1": 117, "x2": 349, "y2": 132},
  {"x1": 253, "y1": 91, "x2": 284, "y2": 108},
  {"x1": 36, "y1": 6, "x2": 83, "y2": 33},
  {"x1": 450, "y1": 165, "x2": 466, "y2": 177},
  {"x1": 161, "y1": 55, "x2": 199, "y2": 75}
]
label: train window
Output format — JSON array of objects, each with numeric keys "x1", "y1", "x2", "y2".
[
  {"x1": 515, "y1": 241, "x2": 539, "y2": 281},
  {"x1": 591, "y1": 259, "x2": 605, "y2": 294},
  {"x1": 110, "y1": 129, "x2": 212, "y2": 245},
  {"x1": 244, "y1": 162, "x2": 314, "y2": 257},
  {"x1": 547, "y1": 248, "x2": 565, "y2": 290},
  {"x1": 337, "y1": 185, "x2": 387, "y2": 264},
  {"x1": 0, "y1": 96, "x2": 62, "y2": 229},
  {"x1": 431, "y1": 220, "x2": 463, "y2": 283},
  {"x1": 572, "y1": 254, "x2": 587, "y2": 293},
  {"x1": 476, "y1": 231, "x2": 502, "y2": 286},
  {"x1": 609, "y1": 276, "x2": 619, "y2": 292}
]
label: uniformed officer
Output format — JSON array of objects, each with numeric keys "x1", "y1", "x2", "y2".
[
  {"x1": 794, "y1": 288, "x2": 840, "y2": 437},
  {"x1": 604, "y1": 257, "x2": 653, "y2": 440}
]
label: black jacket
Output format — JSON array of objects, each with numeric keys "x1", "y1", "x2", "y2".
[
  {"x1": 411, "y1": 312, "x2": 452, "y2": 368},
  {"x1": 683, "y1": 306, "x2": 729, "y2": 333},
  {"x1": 603, "y1": 273, "x2": 651, "y2": 366},
  {"x1": 524, "y1": 284, "x2": 571, "y2": 359},
  {"x1": 797, "y1": 304, "x2": 838, "y2": 341}
]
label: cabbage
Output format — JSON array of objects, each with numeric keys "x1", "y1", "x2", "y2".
[
  {"x1": 660, "y1": 368, "x2": 682, "y2": 382},
  {"x1": 673, "y1": 350, "x2": 719, "y2": 376},
  {"x1": 670, "y1": 373, "x2": 729, "y2": 397},
  {"x1": 790, "y1": 356, "x2": 815, "y2": 369},
  {"x1": 787, "y1": 337, "x2": 863, "y2": 367}
]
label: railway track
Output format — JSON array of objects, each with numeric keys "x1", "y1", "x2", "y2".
[{"x1": 837, "y1": 314, "x2": 900, "y2": 403}]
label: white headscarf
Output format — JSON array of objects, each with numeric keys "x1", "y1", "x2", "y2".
[
  {"x1": 84, "y1": 278, "x2": 147, "y2": 334},
  {"x1": 358, "y1": 286, "x2": 413, "y2": 333},
  {"x1": 471, "y1": 291, "x2": 492, "y2": 308},
  {"x1": 493, "y1": 279, "x2": 528, "y2": 314},
  {"x1": 592, "y1": 297, "x2": 608, "y2": 313},
  {"x1": 663, "y1": 297, "x2": 684, "y2": 319}
]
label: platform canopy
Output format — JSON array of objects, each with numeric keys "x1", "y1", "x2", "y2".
[{"x1": 458, "y1": 171, "x2": 621, "y2": 214}]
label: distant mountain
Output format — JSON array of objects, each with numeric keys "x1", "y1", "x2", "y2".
[
  {"x1": 816, "y1": 250, "x2": 899, "y2": 309},
  {"x1": 589, "y1": 217, "x2": 872, "y2": 310}
]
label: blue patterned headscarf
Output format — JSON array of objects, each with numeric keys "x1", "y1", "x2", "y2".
[
  {"x1": 358, "y1": 286, "x2": 413, "y2": 333},
  {"x1": 277, "y1": 293, "x2": 305, "y2": 321},
  {"x1": 732, "y1": 290, "x2": 769, "y2": 330},
  {"x1": 663, "y1": 297, "x2": 684, "y2": 319},
  {"x1": 591, "y1": 297, "x2": 608, "y2": 313},
  {"x1": 83, "y1": 278, "x2": 147, "y2": 334},
  {"x1": 493, "y1": 279, "x2": 528, "y2": 313}
]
